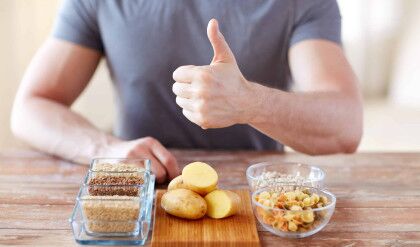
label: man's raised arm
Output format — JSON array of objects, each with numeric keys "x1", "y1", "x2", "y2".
[{"x1": 172, "y1": 19, "x2": 363, "y2": 155}]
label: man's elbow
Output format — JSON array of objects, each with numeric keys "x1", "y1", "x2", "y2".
[
  {"x1": 340, "y1": 111, "x2": 363, "y2": 154},
  {"x1": 340, "y1": 130, "x2": 362, "y2": 154},
  {"x1": 10, "y1": 96, "x2": 32, "y2": 142},
  {"x1": 10, "y1": 103, "x2": 25, "y2": 140},
  {"x1": 304, "y1": 125, "x2": 363, "y2": 156},
  {"x1": 330, "y1": 100, "x2": 364, "y2": 154},
  {"x1": 328, "y1": 121, "x2": 363, "y2": 154}
]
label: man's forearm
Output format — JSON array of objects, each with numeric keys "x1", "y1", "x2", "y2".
[
  {"x1": 246, "y1": 82, "x2": 363, "y2": 154},
  {"x1": 11, "y1": 97, "x2": 119, "y2": 164}
]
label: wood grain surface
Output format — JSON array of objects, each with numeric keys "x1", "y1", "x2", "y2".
[
  {"x1": 151, "y1": 189, "x2": 260, "y2": 247},
  {"x1": 1, "y1": 149, "x2": 420, "y2": 246}
]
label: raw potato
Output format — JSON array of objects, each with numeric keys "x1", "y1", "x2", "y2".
[
  {"x1": 168, "y1": 175, "x2": 218, "y2": 194},
  {"x1": 161, "y1": 189, "x2": 207, "y2": 220},
  {"x1": 204, "y1": 190, "x2": 240, "y2": 219},
  {"x1": 168, "y1": 175, "x2": 191, "y2": 191},
  {"x1": 182, "y1": 162, "x2": 218, "y2": 195}
]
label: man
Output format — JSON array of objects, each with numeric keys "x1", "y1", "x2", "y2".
[{"x1": 11, "y1": 0, "x2": 363, "y2": 183}]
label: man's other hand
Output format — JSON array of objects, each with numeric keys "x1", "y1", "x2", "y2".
[{"x1": 100, "y1": 137, "x2": 180, "y2": 183}]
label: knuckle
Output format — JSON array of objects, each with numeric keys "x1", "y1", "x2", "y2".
[
  {"x1": 195, "y1": 100, "x2": 208, "y2": 114},
  {"x1": 196, "y1": 113, "x2": 209, "y2": 127},
  {"x1": 155, "y1": 171, "x2": 166, "y2": 183},
  {"x1": 171, "y1": 83, "x2": 178, "y2": 93},
  {"x1": 182, "y1": 65, "x2": 194, "y2": 69},
  {"x1": 173, "y1": 65, "x2": 192, "y2": 79},
  {"x1": 172, "y1": 68, "x2": 181, "y2": 79},
  {"x1": 143, "y1": 137, "x2": 156, "y2": 145},
  {"x1": 162, "y1": 155, "x2": 175, "y2": 166},
  {"x1": 197, "y1": 71, "x2": 212, "y2": 83},
  {"x1": 195, "y1": 87, "x2": 209, "y2": 99},
  {"x1": 126, "y1": 149, "x2": 137, "y2": 158},
  {"x1": 201, "y1": 121, "x2": 210, "y2": 129},
  {"x1": 182, "y1": 108, "x2": 189, "y2": 117}
]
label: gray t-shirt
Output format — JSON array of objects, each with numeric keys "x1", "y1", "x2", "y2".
[{"x1": 53, "y1": 0, "x2": 341, "y2": 151}]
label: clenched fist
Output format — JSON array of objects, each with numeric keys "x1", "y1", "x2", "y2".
[{"x1": 172, "y1": 19, "x2": 256, "y2": 129}]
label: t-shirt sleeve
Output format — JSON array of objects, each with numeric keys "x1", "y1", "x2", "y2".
[
  {"x1": 52, "y1": 0, "x2": 103, "y2": 52},
  {"x1": 290, "y1": 0, "x2": 342, "y2": 47}
]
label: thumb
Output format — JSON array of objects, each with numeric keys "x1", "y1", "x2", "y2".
[{"x1": 207, "y1": 18, "x2": 235, "y2": 64}]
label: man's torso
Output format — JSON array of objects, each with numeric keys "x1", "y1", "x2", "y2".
[{"x1": 98, "y1": 0, "x2": 294, "y2": 150}]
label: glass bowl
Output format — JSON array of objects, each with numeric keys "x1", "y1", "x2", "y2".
[
  {"x1": 70, "y1": 158, "x2": 155, "y2": 245},
  {"x1": 70, "y1": 175, "x2": 155, "y2": 245},
  {"x1": 251, "y1": 185, "x2": 336, "y2": 238},
  {"x1": 76, "y1": 183, "x2": 149, "y2": 237},
  {"x1": 246, "y1": 162, "x2": 325, "y2": 192}
]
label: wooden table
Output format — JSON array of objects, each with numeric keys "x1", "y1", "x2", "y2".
[{"x1": 1, "y1": 149, "x2": 420, "y2": 246}]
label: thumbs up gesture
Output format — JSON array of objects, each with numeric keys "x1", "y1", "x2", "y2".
[{"x1": 172, "y1": 19, "x2": 255, "y2": 129}]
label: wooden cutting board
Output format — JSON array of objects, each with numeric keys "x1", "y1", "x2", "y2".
[{"x1": 151, "y1": 189, "x2": 260, "y2": 247}]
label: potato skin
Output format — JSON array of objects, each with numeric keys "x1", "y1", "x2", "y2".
[
  {"x1": 168, "y1": 175, "x2": 190, "y2": 191},
  {"x1": 161, "y1": 189, "x2": 207, "y2": 220}
]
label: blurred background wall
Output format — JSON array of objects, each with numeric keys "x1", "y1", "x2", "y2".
[{"x1": 0, "y1": 0, "x2": 419, "y2": 151}]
